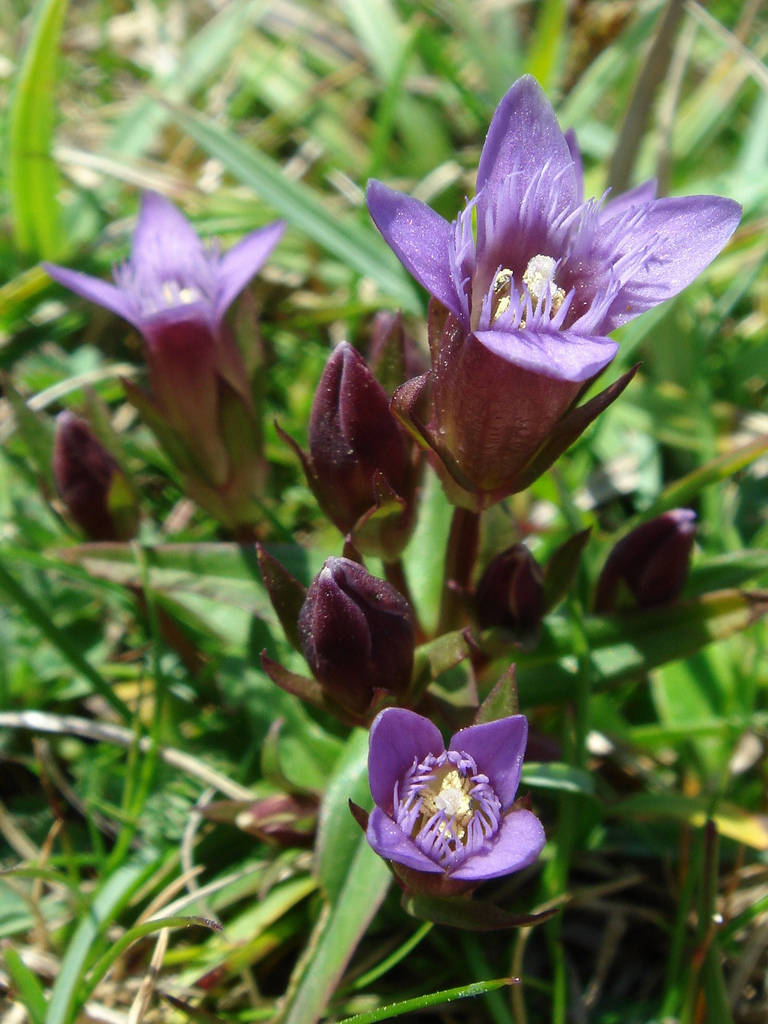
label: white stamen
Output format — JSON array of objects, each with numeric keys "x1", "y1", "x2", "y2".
[{"x1": 522, "y1": 254, "x2": 565, "y2": 313}]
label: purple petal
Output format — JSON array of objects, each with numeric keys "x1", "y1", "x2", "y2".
[
  {"x1": 474, "y1": 328, "x2": 618, "y2": 382},
  {"x1": 43, "y1": 263, "x2": 136, "y2": 324},
  {"x1": 450, "y1": 809, "x2": 546, "y2": 881},
  {"x1": 600, "y1": 179, "x2": 658, "y2": 223},
  {"x1": 366, "y1": 180, "x2": 463, "y2": 318},
  {"x1": 598, "y1": 195, "x2": 741, "y2": 332},
  {"x1": 476, "y1": 77, "x2": 577, "y2": 233},
  {"x1": 449, "y1": 715, "x2": 528, "y2": 809},
  {"x1": 366, "y1": 807, "x2": 442, "y2": 873},
  {"x1": 132, "y1": 192, "x2": 206, "y2": 266},
  {"x1": 368, "y1": 708, "x2": 444, "y2": 814},
  {"x1": 214, "y1": 220, "x2": 285, "y2": 321},
  {"x1": 564, "y1": 128, "x2": 584, "y2": 207}
]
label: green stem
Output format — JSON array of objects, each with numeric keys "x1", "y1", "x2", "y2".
[
  {"x1": 437, "y1": 506, "x2": 480, "y2": 635},
  {"x1": 384, "y1": 558, "x2": 425, "y2": 643}
]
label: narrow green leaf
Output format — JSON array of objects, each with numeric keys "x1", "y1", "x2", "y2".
[
  {"x1": 80, "y1": 915, "x2": 221, "y2": 1007},
  {"x1": 629, "y1": 432, "x2": 768, "y2": 528},
  {"x1": 281, "y1": 838, "x2": 391, "y2": 1024},
  {"x1": 521, "y1": 762, "x2": 596, "y2": 798},
  {"x1": 482, "y1": 589, "x2": 768, "y2": 706},
  {"x1": 337, "y1": 977, "x2": 516, "y2": 1024},
  {"x1": 2, "y1": 946, "x2": 48, "y2": 1024},
  {"x1": 6, "y1": 0, "x2": 68, "y2": 259},
  {"x1": 610, "y1": 793, "x2": 768, "y2": 850},
  {"x1": 314, "y1": 728, "x2": 372, "y2": 902},
  {"x1": 1, "y1": 374, "x2": 55, "y2": 490},
  {"x1": 163, "y1": 103, "x2": 419, "y2": 312},
  {"x1": 0, "y1": 558, "x2": 131, "y2": 722},
  {"x1": 403, "y1": 893, "x2": 557, "y2": 932},
  {"x1": 45, "y1": 862, "x2": 145, "y2": 1024}
]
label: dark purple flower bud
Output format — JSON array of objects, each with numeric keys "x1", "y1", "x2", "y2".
[
  {"x1": 53, "y1": 411, "x2": 138, "y2": 541},
  {"x1": 284, "y1": 343, "x2": 421, "y2": 559},
  {"x1": 475, "y1": 544, "x2": 546, "y2": 632},
  {"x1": 298, "y1": 557, "x2": 415, "y2": 715},
  {"x1": 366, "y1": 708, "x2": 545, "y2": 893},
  {"x1": 44, "y1": 193, "x2": 284, "y2": 532},
  {"x1": 594, "y1": 509, "x2": 696, "y2": 613}
]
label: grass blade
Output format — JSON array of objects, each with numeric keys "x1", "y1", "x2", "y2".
[
  {"x1": 163, "y1": 103, "x2": 419, "y2": 312},
  {"x1": 6, "y1": 0, "x2": 68, "y2": 259}
]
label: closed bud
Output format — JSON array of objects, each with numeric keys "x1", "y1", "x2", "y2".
[
  {"x1": 595, "y1": 509, "x2": 696, "y2": 613},
  {"x1": 298, "y1": 557, "x2": 415, "y2": 715},
  {"x1": 475, "y1": 544, "x2": 546, "y2": 633},
  {"x1": 53, "y1": 411, "x2": 139, "y2": 541},
  {"x1": 285, "y1": 342, "x2": 421, "y2": 559}
]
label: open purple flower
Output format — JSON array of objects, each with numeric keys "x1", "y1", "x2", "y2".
[
  {"x1": 45, "y1": 194, "x2": 285, "y2": 529},
  {"x1": 366, "y1": 708, "x2": 545, "y2": 885},
  {"x1": 44, "y1": 192, "x2": 284, "y2": 352},
  {"x1": 367, "y1": 77, "x2": 741, "y2": 507}
]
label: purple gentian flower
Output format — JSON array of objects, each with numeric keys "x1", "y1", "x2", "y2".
[
  {"x1": 44, "y1": 194, "x2": 284, "y2": 523},
  {"x1": 367, "y1": 77, "x2": 741, "y2": 508},
  {"x1": 44, "y1": 192, "x2": 284, "y2": 353},
  {"x1": 367, "y1": 76, "x2": 739, "y2": 384},
  {"x1": 366, "y1": 708, "x2": 545, "y2": 884}
]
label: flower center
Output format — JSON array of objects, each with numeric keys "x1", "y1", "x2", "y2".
[
  {"x1": 394, "y1": 749, "x2": 502, "y2": 871},
  {"x1": 419, "y1": 767, "x2": 474, "y2": 840},
  {"x1": 490, "y1": 256, "x2": 566, "y2": 326},
  {"x1": 522, "y1": 255, "x2": 565, "y2": 312}
]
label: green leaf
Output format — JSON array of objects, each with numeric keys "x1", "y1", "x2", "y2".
[
  {"x1": 336, "y1": 977, "x2": 517, "y2": 1024},
  {"x1": 1, "y1": 374, "x2": 55, "y2": 491},
  {"x1": 403, "y1": 894, "x2": 557, "y2": 932},
  {"x1": 314, "y1": 728, "x2": 372, "y2": 902},
  {"x1": 281, "y1": 837, "x2": 391, "y2": 1024},
  {"x1": 0, "y1": 557, "x2": 131, "y2": 721},
  {"x1": 627, "y1": 432, "x2": 768, "y2": 528},
  {"x1": 687, "y1": 550, "x2": 768, "y2": 595},
  {"x1": 610, "y1": 793, "x2": 768, "y2": 850},
  {"x1": 2, "y1": 946, "x2": 47, "y2": 1024},
  {"x1": 521, "y1": 762, "x2": 596, "y2": 798},
  {"x1": 163, "y1": 104, "x2": 419, "y2": 312},
  {"x1": 45, "y1": 861, "x2": 145, "y2": 1024},
  {"x1": 6, "y1": 0, "x2": 67, "y2": 259},
  {"x1": 481, "y1": 589, "x2": 768, "y2": 706},
  {"x1": 474, "y1": 665, "x2": 519, "y2": 723}
]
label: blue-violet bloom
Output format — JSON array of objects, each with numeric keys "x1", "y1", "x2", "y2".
[
  {"x1": 367, "y1": 708, "x2": 545, "y2": 884},
  {"x1": 367, "y1": 77, "x2": 741, "y2": 507},
  {"x1": 45, "y1": 193, "x2": 284, "y2": 525}
]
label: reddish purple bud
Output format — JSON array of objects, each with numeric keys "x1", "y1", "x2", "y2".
[
  {"x1": 298, "y1": 557, "x2": 415, "y2": 715},
  {"x1": 53, "y1": 411, "x2": 138, "y2": 541},
  {"x1": 475, "y1": 544, "x2": 546, "y2": 633},
  {"x1": 594, "y1": 509, "x2": 696, "y2": 613},
  {"x1": 288, "y1": 343, "x2": 421, "y2": 559}
]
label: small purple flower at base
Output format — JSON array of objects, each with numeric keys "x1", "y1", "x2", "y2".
[
  {"x1": 366, "y1": 708, "x2": 545, "y2": 893},
  {"x1": 44, "y1": 193, "x2": 284, "y2": 529},
  {"x1": 595, "y1": 508, "x2": 696, "y2": 613},
  {"x1": 368, "y1": 76, "x2": 741, "y2": 508}
]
